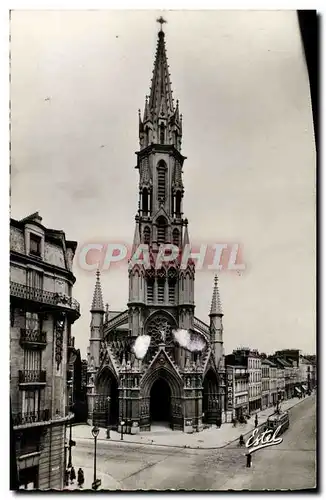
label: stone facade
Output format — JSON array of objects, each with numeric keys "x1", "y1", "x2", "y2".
[
  {"x1": 10, "y1": 212, "x2": 80, "y2": 489},
  {"x1": 86, "y1": 27, "x2": 226, "y2": 434}
]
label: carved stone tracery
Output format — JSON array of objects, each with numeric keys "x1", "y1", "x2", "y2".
[{"x1": 144, "y1": 315, "x2": 175, "y2": 363}]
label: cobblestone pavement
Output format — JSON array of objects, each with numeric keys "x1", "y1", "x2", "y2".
[
  {"x1": 73, "y1": 394, "x2": 312, "y2": 449},
  {"x1": 70, "y1": 395, "x2": 316, "y2": 491}
]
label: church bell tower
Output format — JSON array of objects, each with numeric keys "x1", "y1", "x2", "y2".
[{"x1": 128, "y1": 18, "x2": 195, "y2": 341}]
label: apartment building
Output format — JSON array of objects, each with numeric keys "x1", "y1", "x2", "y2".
[
  {"x1": 10, "y1": 212, "x2": 80, "y2": 489},
  {"x1": 261, "y1": 358, "x2": 270, "y2": 409},
  {"x1": 227, "y1": 348, "x2": 261, "y2": 414},
  {"x1": 225, "y1": 361, "x2": 249, "y2": 420}
]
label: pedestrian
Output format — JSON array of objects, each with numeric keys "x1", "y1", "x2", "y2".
[
  {"x1": 64, "y1": 469, "x2": 69, "y2": 487},
  {"x1": 255, "y1": 415, "x2": 258, "y2": 428},
  {"x1": 70, "y1": 466, "x2": 76, "y2": 485},
  {"x1": 239, "y1": 434, "x2": 244, "y2": 447},
  {"x1": 246, "y1": 453, "x2": 252, "y2": 468},
  {"x1": 77, "y1": 468, "x2": 84, "y2": 488}
]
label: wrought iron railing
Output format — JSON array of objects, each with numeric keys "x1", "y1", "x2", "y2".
[
  {"x1": 12, "y1": 409, "x2": 50, "y2": 427},
  {"x1": 18, "y1": 370, "x2": 46, "y2": 384},
  {"x1": 20, "y1": 328, "x2": 47, "y2": 345},
  {"x1": 10, "y1": 281, "x2": 80, "y2": 315}
]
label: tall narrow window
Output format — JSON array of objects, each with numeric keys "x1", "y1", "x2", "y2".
[
  {"x1": 174, "y1": 131, "x2": 178, "y2": 148},
  {"x1": 175, "y1": 191, "x2": 182, "y2": 216},
  {"x1": 23, "y1": 390, "x2": 40, "y2": 414},
  {"x1": 172, "y1": 228, "x2": 180, "y2": 247},
  {"x1": 142, "y1": 188, "x2": 149, "y2": 214},
  {"x1": 157, "y1": 162, "x2": 166, "y2": 201},
  {"x1": 147, "y1": 280, "x2": 154, "y2": 303},
  {"x1": 157, "y1": 279, "x2": 165, "y2": 303},
  {"x1": 143, "y1": 226, "x2": 150, "y2": 245},
  {"x1": 157, "y1": 217, "x2": 166, "y2": 244},
  {"x1": 24, "y1": 350, "x2": 41, "y2": 372},
  {"x1": 27, "y1": 270, "x2": 43, "y2": 290},
  {"x1": 160, "y1": 124, "x2": 165, "y2": 145},
  {"x1": 168, "y1": 281, "x2": 176, "y2": 304},
  {"x1": 26, "y1": 312, "x2": 40, "y2": 332},
  {"x1": 145, "y1": 127, "x2": 150, "y2": 147},
  {"x1": 30, "y1": 234, "x2": 41, "y2": 257}
]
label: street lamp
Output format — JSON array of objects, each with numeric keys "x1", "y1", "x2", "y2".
[
  {"x1": 120, "y1": 420, "x2": 125, "y2": 440},
  {"x1": 67, "y1": 403, "x2": 75, "y2": 468},
  {"x1": 91, "y1": 426, "x2": 100, "y2": 490}
]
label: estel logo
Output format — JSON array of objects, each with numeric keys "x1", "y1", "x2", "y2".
[{"x1": 245, "y1": 426, "x2": 283, "y2": 454}]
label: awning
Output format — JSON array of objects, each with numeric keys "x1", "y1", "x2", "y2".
[{"x1": 295, "y1": 387, "x2": 301, "y2": 394}]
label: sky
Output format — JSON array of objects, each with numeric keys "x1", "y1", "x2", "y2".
[{"x1": 10, "y1": 10, "x2": 316, "y2": 358}]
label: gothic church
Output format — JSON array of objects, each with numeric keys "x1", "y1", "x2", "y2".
[{"x1": 86, "y1": 23, "x2": 228, "y2": 433}]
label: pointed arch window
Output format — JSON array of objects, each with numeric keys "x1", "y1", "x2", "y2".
[
  {"x1": 168, "y1": 268, "x2": 177, "y2": 305},
  {"x1": 159, "y1": 123, "x2": 165, "y2": 145},
  {"x1": 147, "y1": 279, "x2": 154, "y2": 303},
  {"x1": 156, "y1": 216, "x2": 167, "y2": 245},
  {"x1": 168, "y1": 281, "x2": 176, "y2": 304},
  {"x1": 174, "y1": 131, "x2": 178, "y2": 148},
  {"x1": 157, "y1": 161, "x2": 166, "y2": 202},
  {"x1": 142, "y1": 188, "x2": 149, "y2": 214},
  {"x1": 143, "y1": 226, "x2": 150, "y2": 245},
  {"x1": 175, "y1": 191, "x2": 182, "y2": 217},
  {"x1": 172, "y1": 228, "x2": 180, "y2": 248},
  {"x1": 157, "y1": 279, "x2": 165, "y2": 303},
  {"x1": 145, "y1": 127, "x2": 150, "y2": 147}
]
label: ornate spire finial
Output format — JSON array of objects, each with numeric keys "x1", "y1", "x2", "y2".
[
  {"x1": 156, "y1": 16, "x2": 167, "y2": 32},
  {"x1": 91, "y1": 268, "x2": 104, "y2": 313},
  {"x1": 210, "y1": 274, "x2": 223, "y2": 316}
]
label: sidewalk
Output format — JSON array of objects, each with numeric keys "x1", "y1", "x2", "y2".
[
  {"x1": 73, "y1": 395, "x2": 311, "y2": 450},
  {"x1": 63, "y1": 466, "x2": 121, "y2": 491}
]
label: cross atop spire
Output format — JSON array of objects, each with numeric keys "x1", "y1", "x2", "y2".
[{"x1": 156, "y1": 16, "x2": 167, "y2": 32}]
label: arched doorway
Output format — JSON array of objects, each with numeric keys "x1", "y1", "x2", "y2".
[
  {"x1": 108, "y1": 376, "x2": 119, "y2": 426},
  {"x1": 150, "y1": 377, "x2": 171, "y2": 424},
  {"x1": 203, "y1": 369, "x2": 220, "y2": 425},
  {"x1": 94, "y1": 369, "x2": 119, "y2": 429}
]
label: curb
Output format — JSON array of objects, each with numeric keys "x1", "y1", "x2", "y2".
[{"x1": 74, "y1": 397, "x2": 310, "y2": 451}]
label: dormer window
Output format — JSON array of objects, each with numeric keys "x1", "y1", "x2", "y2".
[{"x1": 30, "y1": 234, "x2": 42, "y2": 257}]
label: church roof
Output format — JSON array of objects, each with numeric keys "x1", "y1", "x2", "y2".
[{"x1": 90, "y1": 269, "x2": 104, "y2": 313}]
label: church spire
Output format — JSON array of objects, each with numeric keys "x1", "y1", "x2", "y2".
[
  {"x1": 91, "y1": 269, "x2": 104, "y2": 313},
  {"x1": 210, "y1": 274, "x2": 223, "y2": 316},
  {"x1": 148, "y1": 19, "x2": 174, "y2": 122}
]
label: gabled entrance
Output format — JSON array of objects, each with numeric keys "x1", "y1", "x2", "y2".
[{"x1": 150, "y1": 377, "x2": 171, "y2": 425}]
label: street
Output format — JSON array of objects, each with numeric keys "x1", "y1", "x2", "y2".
[{"x1": 71, "y1": 395, "x2": 316, "y2": 491}]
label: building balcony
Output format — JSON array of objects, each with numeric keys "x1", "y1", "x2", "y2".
[
  {"x1": 235, "y1": 372, "x2": 249, "y2": 379},
  {"x1": 19, "y1": 328, "x2": 47, "y2": 349},
  {"x1": 18, "y1": 370, "x2": 46, "y2": 386},
  {"x1": 10, "y1": 281, "x2": 80, "y2": 320},
  {"x1": 12, "y1": 409, "x2": 50, "y2": 428}
]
